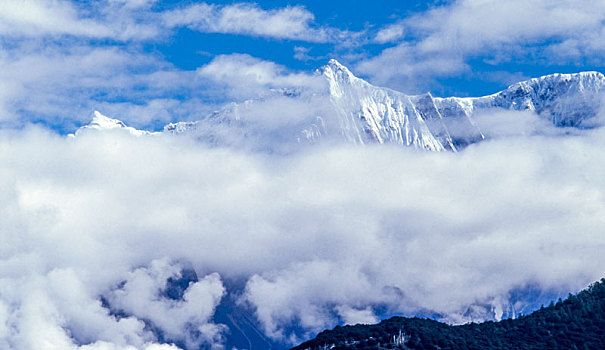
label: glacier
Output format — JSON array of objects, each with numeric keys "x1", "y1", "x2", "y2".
[{"x1": 78, "y1": 60, "x2": 605, "y2": 152}]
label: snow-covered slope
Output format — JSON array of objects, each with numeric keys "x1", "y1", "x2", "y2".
[
  {"x1": 321, "y1": 59, "x2": 457, "y2": 151},
  {"x1": 469, "y1": 71, "x2": 605, "y2": 127},
  {"x1": 318, "y1": 60, "x2": 605, "y2": 150},
  {"x1": 78, "y1": 62, "x2": 605, "y2": 152}
]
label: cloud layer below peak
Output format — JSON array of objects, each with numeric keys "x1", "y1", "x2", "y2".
[{"x1": 2, "y1": 123, "x2": 605, "y2": 347}]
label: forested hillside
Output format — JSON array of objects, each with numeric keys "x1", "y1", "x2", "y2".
[{"x1": 293, "y1": 279, "x2": 605, "y2": 350}]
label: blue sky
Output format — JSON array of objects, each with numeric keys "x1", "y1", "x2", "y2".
[
  {"x1": 151, "y1": 0, "x2": 438, "y2": 70},
  {"x1": 1, "y1": 0, "x2": 605, "y2": 131}
]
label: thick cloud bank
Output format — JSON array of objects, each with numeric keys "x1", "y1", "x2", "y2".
[{"x1": 2, "y1": 121, "x2": 605, "y2": 348}]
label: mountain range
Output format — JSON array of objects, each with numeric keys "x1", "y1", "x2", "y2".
[{"x1": 78, "y1": 60, "x2": 605, "y2": 152}]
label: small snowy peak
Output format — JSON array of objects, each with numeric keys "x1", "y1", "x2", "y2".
[
  {"x1": 324, "y1": 59, "x2": 352, "y2": 74},
  {"x1": 90, "y1": 110, "x2": 127, "y2": 129},
  {"x1": 74, "y1": 111, "x2": 152, "y2": 136}
]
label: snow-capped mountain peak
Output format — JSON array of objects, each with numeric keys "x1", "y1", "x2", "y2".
[
  {"x1": 90, "y1": 110, "x2": 128, "y2": 129},
  {"x1": 322, "y1": 59, "x2": 358, "y2": 82},
  {"x1": 74, "y1": 111, "x2": 153, "y2": 136},
  {"x1": 318, "y1": 60, "x2": 480, "y2": 151},
  {"x1": 320, "y1": 59, "x2": 373, "y2": 97}
]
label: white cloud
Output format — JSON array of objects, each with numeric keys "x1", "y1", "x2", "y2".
[
  {"x1": 0, "y1": 0, "x2": 159, "y2": 40},
  {"x1": 2, "y1": 123, "x2": 605, "y2": 346},
  {"x1": 162, "y1": 2, "x2": 345, "y2": 42},
  {"x1": 335, "y1": 306, "x2": 379, "y2": 326},
  {"x1": 107, "y1": 0, "x2": 158, "y2": 10},
  {"x1": 293, "y1": 46, "x2": 324, "y2": 62},
  {"x1": 0, "y1": 42, "x2": 212, "y2": 129},
  {"x1": 407, "y1": 0, "x2": 601, "y2": 55},
  {"x1": 0, "y1": 1, "x2": 207, "y2": 130},
  {"x1": 104, "y1": 259, "x2": 226, "y2": 348},
  {"x1": 0, "y1": 32, "x2": 326, "y2": 131},
  {"x1": 471, "y1": 109, "x2": 563, "y2": 138},
  {"x1": 0, "y1": 0, "x2": 111, "y2": 38},
  {"x1": 358, "y1": 0, "x2": 605, "y2": 92},
  {"x1": 357, "y1": 43, "x2": 470, "y2": 94},
  {"x1": 197, "y1": 54, "x2": 326, "y2": 99},
  {"x1": 374, "y1": 22, "x2": 404, "y2": 44},
  {"x1": 0, "y1": 2, "x2": 347, "y2": 131}
]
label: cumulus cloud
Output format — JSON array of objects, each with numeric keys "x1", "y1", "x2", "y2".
[
  {"x1": 104, "y1": 259, "x2": 226, "y2": 348},
  {"x1": 2, "y1": 120, "x2": 605, "y2": 347},
  {"x1": 358, "y1": 0, "x2": 605, "y2": 92},
  {"x1": 163, "y1": 2, "x2": 346, "y2": 43},
  {"x1": 0, "y1": 262, "x2": 205, "y2": 349}
]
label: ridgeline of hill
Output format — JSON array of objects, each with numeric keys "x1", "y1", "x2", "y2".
[{"x1": 292, "y1": 279, "x2": 605, "y2": 350}]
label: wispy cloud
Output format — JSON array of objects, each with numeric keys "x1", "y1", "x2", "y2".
[
  {"x1": 0, "y1": 43, "x2": 211, "y2": 129},
  {"x1": 0, "y1": 0, "x2": 160, "y2": 40},
  {"x1": 0, "y1": 1, "x2": 356, "y2": 131},
  {"x1": 197, "y1": 54, "x2": 325, "y2": 98},
  {"x1": 163, "y1": 2, "x2": 348, "y2": 43},
  {"x1": 358, "y1": 0, "x2": 605, "y2": 92},
  {"x1": 373, "y1": 22, "x2": 405, "y2": 44},
  {"x1": 0, "y1": 0, "x2": 111, "y2": 38}
]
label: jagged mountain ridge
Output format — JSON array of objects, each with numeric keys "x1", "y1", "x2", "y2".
[
  {"x1": 470, "y1": 71, "x2": 605, "y2": 127},
  {"x1": 80, "y1": 61, "x2": 605, "y2": 151},
  {"x1": 318, "y1": 60, "x2": 605, "y2": 151}
]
